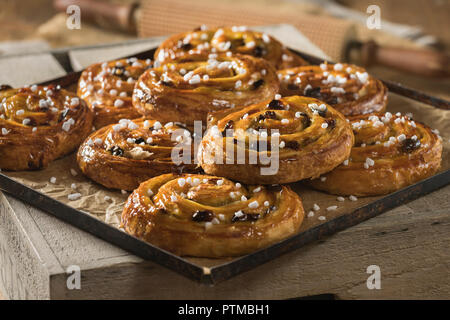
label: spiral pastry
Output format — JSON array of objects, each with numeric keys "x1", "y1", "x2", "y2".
[
  {"x1": 309, "y1": 112, "x2": 443, "y2": 196},
  {"x1": 121, "y1": 173, "x2": 305, "y2": 257},
  {"x1": 198, "y1": 95, "x2": 354, "y2": 184},
  {"x1": 278, "y1": 62, "x2": 387, "y2": 116},
  {"x1": 133, "y1": 53, "x2": 279, "y2": 124},
  {"x1": 78, "y1": 57, "x2": 152, "y2": 129},
  {"x1": 0, "y1": 84, "x2": 93, "y2": 170},
  {"x1": 154, "y1": 26, "x2": 307, "y2": 70},
  {"x1": 77, "y1": 118, "x2": 199, "y2": 191}
]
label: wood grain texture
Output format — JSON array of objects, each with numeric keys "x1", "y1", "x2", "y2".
[{"x1": 47, "y1": 185, "x2": 450, "y2": 299}]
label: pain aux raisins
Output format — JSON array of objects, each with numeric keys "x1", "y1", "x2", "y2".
[
  {"x1": 109, "y1": 146, "x2": 124, "y2": 156},
  {"x1": 400, "y1": 138, "x2": 421, "y2": 153},
  {"x1": 192, "y1": 210, "x2": 214, "y2": 222}
]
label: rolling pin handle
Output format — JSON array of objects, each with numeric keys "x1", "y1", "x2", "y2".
[{"x1": 361, "y1": 40, "x2": 449, "y2": 77}]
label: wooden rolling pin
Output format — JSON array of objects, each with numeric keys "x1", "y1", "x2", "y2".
[{"x1": 53, "y1": 0, "x2": 449, "y2": 77}]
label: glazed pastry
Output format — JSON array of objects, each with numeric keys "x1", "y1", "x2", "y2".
[
  {"x1": 154, "y1": 26, "x2": 307, "y2": 69},
  {"x1": 133, "y1": 53, "x2": 279, "y2": 124},
  {"x1": 78, "y1": 57, "x2": 152, "y2": 129},
  {"x1": 121, "y1": 173, "x2": 305, "y2": 257},
  {"x1": 77, "y1": 118, "x2": 199, "y2": 191},
  {"x1": 0, "y1": 84, "x2": 93, "y2": 170},
  {"x1": 278, "y1": 62, "x2": 387, "y2": 116},
  {"x1": 309, "y1": 112, "x2": 443, "y2": 196},
  {"x1": 198, "y1": 95, "x2": 354, "y2": 184}
]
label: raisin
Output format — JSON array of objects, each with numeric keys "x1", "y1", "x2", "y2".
[
  {"x1": 180, "y1": 43, "x2": 192, "y2": 51},
  {"x1": 400, "y1": 138, "x2": 421, "y2": 153},
  {"x1": 257, "y1": 114, "x2": 266, "y2": 122},
  {"x1": 285, "y1": 140, "x2": 300, "y2": 150},
  {"x1": 326, "y1": 119, "x2": 336, "y2": 129},
  {"x1": 156, "y1": 208, "x2": 167, "y2": 215},
  {"x1": 257, "y1": 111, "x2": 277, "y2": 122},
  {"x1": 58, "y1": 108, "x2": 70, "y2": 122},
  {"x1": 253, "y1": 46, "x2": 265, "y2": 57},
  {"x1": 134, "y1": 137, "x2": 145, "y2": 144},
  {"x1": 232, "y1": 212, "x2": 260, "y2": 222},
  {"x1": 222, "y1": 120, "x2": 234, "y2": 135},
  {"x1": 266, "y1": 184, "x2": 282, "y2": 192},
  {"x1": 310, "y1": 106, "x2": 327, "y2": 117},
  {"x1": 287, "y1": 83, "x2": 299, "y2": 91},
  {"x1": 192, "y1": 210, "x2": 214, "y2": 222},
  {"x1": 109, "y1": 146, "x2": 124, "y2": 156},
  {"x1": 264, "y1": 205, "x2": 277, "y2": 216},
  {"x1": 161, "y1": 80, "x2": 173, "y2": 87},
  {"x1": 264, "y1": 110, "x2": 277, "y2": 119},
  {"x1": 246, "y1": 214, "x2": 260, "y2": 221},
  {"x1": 252, "y1": 79, "x2": 264, "y2": 90},
  {"x1": 224, "y1": 120, "x2": 234, "y2": 130},
  {"x1": 0, "y1": 84, "x2": 12, "y2": 91},
  {"x1": 231, "y1": 214, "x2": 245, "y2": 222},
  {"x1": 326, "y1": 96, "x2": 338, "y2": 105},
  {"x1": 304, "y1": 87, "x2": 322, "y2": 99},
  {"x1": 297, "y1": 112, "x2": 311, "y2": 127},
  {"x1": 111, "y1": 66, "x2": 126, "y2": 77},
  {"x1": 267, "y1": 99, "x2": 285, "y2": 110}
]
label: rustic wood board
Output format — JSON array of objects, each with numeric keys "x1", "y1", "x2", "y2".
[{"x1": 0, "y1": 25, "x2": 449, "y2": 299}]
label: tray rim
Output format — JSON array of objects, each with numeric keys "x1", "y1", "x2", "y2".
[{"x1": 1, "y1": 46, "x2": 449, "y2": 285}]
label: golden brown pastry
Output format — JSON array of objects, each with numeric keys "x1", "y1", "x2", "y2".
[
  {"x1": 77, "y1": 118, "x2": 199, "y2": 191},
  {"x1": 121, "y1": 173, "x2": 305, "y2": 257},
  {"x1": 78, "y1": 57, "x2": 152, "y2": 129},
  {"x1": 132, "y1": 53, "x2": 279, "y2": 124},
  {"x1": 278, "y1": 62, "x2": 387, "y2": 116},
  {"x1": 309, "y1": 112, "x2": 443, "y2": 196},
  {"x1": 198, "y1": 95, "x2": 354, "y2": 184},
  {"x1": 0, "y1": 84, "x2": 93, "y2": 170},
  {"x1": 154, "y1": 26, "x2": 307, "y2": 69}
]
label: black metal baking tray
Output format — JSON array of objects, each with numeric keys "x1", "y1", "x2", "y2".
[{"x1": 0, "y1": 47, "x2": 449, "y2": 285}]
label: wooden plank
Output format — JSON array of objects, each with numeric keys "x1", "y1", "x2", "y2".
[
  {"x1": 0, "y1": 53, "x2": 66, "y2": 87},
  {"x1": 68, "y1": 38, "x2": 165, "y2": 71},
  {"x1": 48, "y1": 185, "x2": 450, "y2": 299}
]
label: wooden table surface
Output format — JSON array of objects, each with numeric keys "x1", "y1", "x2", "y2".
[{"x1": 0, "y1": 25, "x2": 449, "y2": 300}]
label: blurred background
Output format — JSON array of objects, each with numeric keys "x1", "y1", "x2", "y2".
[{"x1": 0, "y1": 0, "x2": 449, "y2": 98}]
